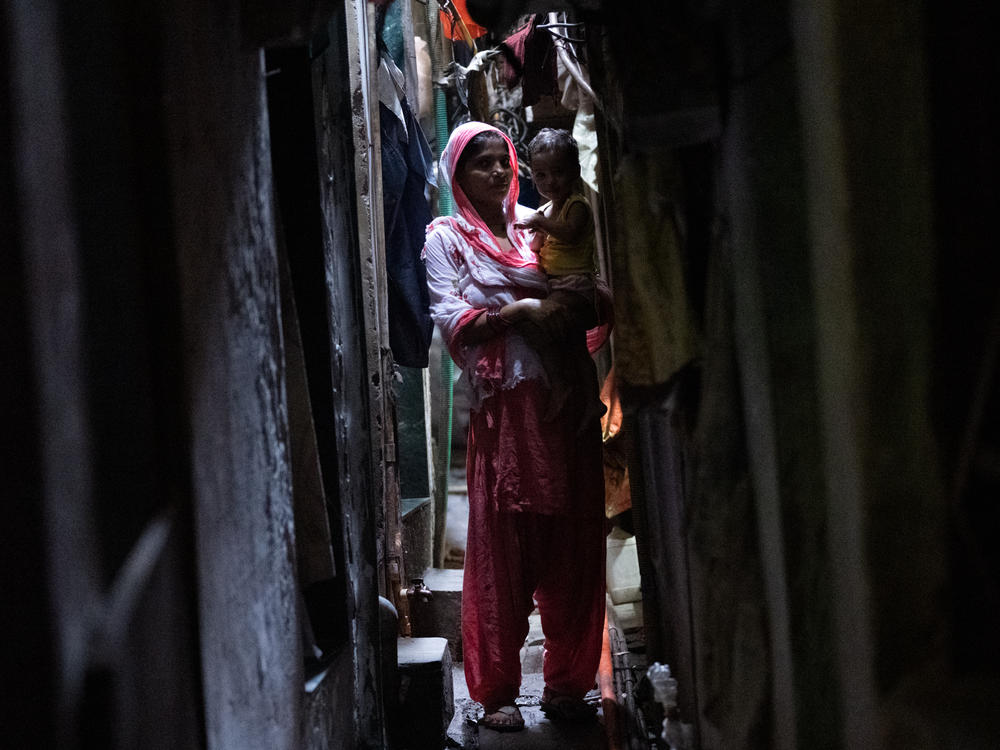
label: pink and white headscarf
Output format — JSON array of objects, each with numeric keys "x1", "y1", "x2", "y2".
[{"x1": 436, "y1": 121, "x2": 541, "y2": 271}]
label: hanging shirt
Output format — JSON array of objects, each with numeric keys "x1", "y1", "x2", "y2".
[
  {"x1": 498, "y1": 14, "x2": 559, "y2": 106},
  {"x1": 379, "y1": 53, "x2": 436, "y2": 367}
]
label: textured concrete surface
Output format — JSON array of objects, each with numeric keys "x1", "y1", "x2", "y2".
[{"x1": 399, "y1": 637, "x2": 454, "y2": 749}]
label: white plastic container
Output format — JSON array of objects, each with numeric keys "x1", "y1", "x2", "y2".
[{"x1": 606, "y1": 527, "x2": 642, "y2": 604}]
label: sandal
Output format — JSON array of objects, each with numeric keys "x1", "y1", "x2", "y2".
[
  {"x1": 480, "y1": 705, "x2": 525, "y2": 732},
  {"x1": 540, "y1": 688, "x2": 597, "y2": 723}
]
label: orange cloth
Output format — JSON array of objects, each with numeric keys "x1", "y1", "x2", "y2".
[
  {"x1": 600, "y1": 367, "x2": 632, "y2": 518},
  {"x1": 439, "y1": 0, "x2": 488, "y2": 42},
  {"x1": 600, "y1": 366, "x2": 623, "y2": 443}
]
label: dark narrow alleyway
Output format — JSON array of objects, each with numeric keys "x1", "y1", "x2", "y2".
[{"x1": 7, "y1": 1, "x2": 1000, "y2": 749}]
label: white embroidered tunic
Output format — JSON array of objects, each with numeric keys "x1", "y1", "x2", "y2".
[{"x1": 422, "y1": 211, "x2": 550, "y2": 409}]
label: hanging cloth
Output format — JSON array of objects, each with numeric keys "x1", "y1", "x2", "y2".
[
  {"x1": 439, "y1": 0, "x2": 488, "y2": 43},
  {"x1": 498, "y1": 14, "x2": 559, "y2": 106},
  {"x1": 379, "y1": 52, "x2": 437, "y2": 367}
]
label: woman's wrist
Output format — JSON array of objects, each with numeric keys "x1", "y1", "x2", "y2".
[
  {"x1": 496, "y1": 301, "x2": 521, "y2": 325},
  {"x1": 486, "y1": 308, "x2": 512, "y2": 333}
]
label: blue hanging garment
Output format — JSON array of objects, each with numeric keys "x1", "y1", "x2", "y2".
[{"x1": 379, "y1": 52, "x2": 436, "y2": 367}]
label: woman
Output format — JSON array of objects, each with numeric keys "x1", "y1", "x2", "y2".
[{"x1": 423, "y1": 121, "x2": 608, "y2": 732}]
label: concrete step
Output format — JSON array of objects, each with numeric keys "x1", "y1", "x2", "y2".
[{"x1": 397, "y1": 636, "x2": 454, "y2": 749}]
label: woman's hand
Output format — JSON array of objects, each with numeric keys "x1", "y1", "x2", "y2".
[{"x1": 502, "y1": 298, "x2": 571, "y2": 340}]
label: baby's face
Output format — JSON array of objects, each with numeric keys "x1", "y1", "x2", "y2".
[{"x1": 530, "y1": 151, "x2": 578, "y2": 202}]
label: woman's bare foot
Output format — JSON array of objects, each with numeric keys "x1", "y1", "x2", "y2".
[{"x1": 480, "y1": 704, "x2": 525, "y2": 732}]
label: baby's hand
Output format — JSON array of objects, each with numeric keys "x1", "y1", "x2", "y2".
[
  {"x1": 515, "y1": 214, "x2": 546, "y2": 253},
  {"x1": 514, "y1": 211, "x2": 545, "y2": 231},
  {"x1": 526, "y1": 228, "x2": 544, "y2": 253}
]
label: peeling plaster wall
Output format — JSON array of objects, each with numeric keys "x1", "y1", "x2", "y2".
[{"x1": 162, "y1": 2, "x2": 303, "y2": 748}]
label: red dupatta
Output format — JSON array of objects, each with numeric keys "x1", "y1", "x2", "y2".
[{"x1": 437, "y1": 121, "x2": 540, "y2": 271}]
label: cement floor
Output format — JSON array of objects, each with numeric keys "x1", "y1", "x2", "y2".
[{"x1": 446, "y1": 611, "x2": 608, "y2": 750}]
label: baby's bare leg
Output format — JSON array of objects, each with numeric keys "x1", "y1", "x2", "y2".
[
  {"x1": 518, "y1": 321, "x2": 572, "y2": 420},
  {"x1": 547, "y1": 289, "x2": 598, "y2": 330},
  {"x1": 546, "y1": 288, "x2": 605, "y2": 427}
]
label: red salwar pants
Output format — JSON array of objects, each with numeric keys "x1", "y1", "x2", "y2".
[{"x1": 462, "y1": 503, "x2": 607, "y2": 710}]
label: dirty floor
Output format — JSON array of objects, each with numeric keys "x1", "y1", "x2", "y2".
[{"x1": 446, "y1": 610, "x2": 608, "y2": 749}]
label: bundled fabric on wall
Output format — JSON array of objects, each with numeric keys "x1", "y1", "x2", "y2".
[
  {"x1": 377, "y1": 0, "x2": 406, "y2": 73},
  {"x1": 379, "y1": 51, "x2": 436, "y2": 367},
  {"x1": 612, "y1": 152, "x2": 701, "y2": 386}
]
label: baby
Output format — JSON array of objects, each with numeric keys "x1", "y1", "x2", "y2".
[{"x1": 516, "y1": 128, "x2": 605, "y2": 429}]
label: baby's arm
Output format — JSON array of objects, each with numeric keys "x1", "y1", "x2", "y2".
[
  {"x1": 526, "y1": 227, "x2": 545, "y2": 254},
  {"x1": 516, "y1": 200, "x2": 591, "y2": 245}
]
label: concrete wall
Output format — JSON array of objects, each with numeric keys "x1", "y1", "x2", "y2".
[
  {"x1": 5, "y1": 1, "x2": 206, "y2": 746},
  {"x1": 720, "y1": 8, "x2": 839, "y2": 747},
  {"x1": 163, "y1": 2, "x2": 306, "y2": 746},
  {"x1": 4, "y1": 1, "x2": 389, "y2": 748}
]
